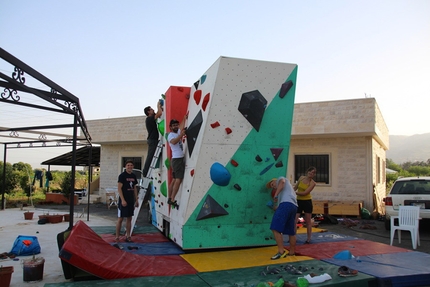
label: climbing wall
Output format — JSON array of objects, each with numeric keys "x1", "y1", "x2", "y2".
[{"x1": 151, "y1": 56, "x2": 297, "y2": 250}]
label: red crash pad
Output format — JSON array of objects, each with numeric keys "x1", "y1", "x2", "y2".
[
  {"x1": 289, "y1": 239, "x2": 411, "y2": 260},
  {"x1": 59, "y1": 221, "x2": 197, "y2": 279}
]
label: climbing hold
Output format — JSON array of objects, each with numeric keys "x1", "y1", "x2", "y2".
[
  {"x1": 230, "y1": 159, "x2": 238, "y2": 167},
  {"x1": 196, "y1": 195, "x2": 229, "y2": 220},
  {"x1": 164, "y1": 158, "x2": 170, "y2": 170},
  {"x1": 202, "y1": 93, "x2": 210, "y2": 111},
  {"x1": 157, "y1": 119, "x2": 165, "y2": 136},
  {"x1": 279, "y1": 80, "x2": 293, "y2": 99},
  {"x1": 238, "y1": 90, "x2": 267, "y2": 131},
  {"x1": 177, "y1": 87, "x2": 184, "y2": 92},
  {"x1": 190, "y1": 169, "x2": 195, "y2": 176},
  {"x1": 225, "y1": 127, "x2": 232, "y2": 134},
  {"x1": 194, "y1": 90, "x2": 202, "y2": 105},
  {"x1": 255, "y1": 155, "x2": 262, "y2": 162},
  {"x1": 160, "y1": 181, "x2": 167, "y2": 197},
  {"x1": 186, "y1": 110, "x2": 203, "y2": 157},
  {"x1": 270, "y1": 148, "x2": 283, "y2": 160},
  {"x1": 234, "y1": 184, "x2": 241, "y2": 191},
  {"x1": 210, "y1": 121, "x2": 220, "y2": 128},
  {"x1": 210, "y1": 162, "x2": 231, "y2": 186},
  {"x1": 275, "y1": 161, "x2": 283, "y2": 168},
  {"x1": 194, "y1": 80, "x2": 200, "y2": 90},
  {"x1": 260, "y1": 163, "x2": 274, "y2": 175},
  {"x1": 200, "y1": 74, "x2": 207, "y2": 84}
]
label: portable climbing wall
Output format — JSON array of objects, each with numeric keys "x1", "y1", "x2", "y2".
[{"x1": 150, "y1": 56, "x2": 297, "y2": 250}]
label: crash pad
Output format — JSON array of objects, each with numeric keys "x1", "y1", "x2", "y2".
[
  {"x1": 111, "y1": 242, "x2": 184, "y2": 256},
  {"x1": 289, "y1": 239, "x2": 411, "y2": 260},
  {"x1": 59, "y1": 220, "x2": 196, "y2": 279},
  {"x1": 323, "y1": 251, "x2": 430, "y2": 287},
  {"x1": 198, "y1": 259, "x2": 375, "y2": 287},
  {"x1": 101, "y1": 232, "x2": 169, "y2": 243},
  {"x1": 181, "y1": 246, "x2": 312, "y2": 272}
]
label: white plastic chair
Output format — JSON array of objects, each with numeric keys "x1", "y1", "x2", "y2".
[
  {"x1": 106, "y1": 192, "x2": 118, "y2": 210},
  {"x1": 390, "y1": 205, "x2": 420, "y2": 249}
]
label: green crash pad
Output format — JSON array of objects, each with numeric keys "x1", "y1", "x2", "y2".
[{"x1": 45, "y1": 274, "x2": 209, "y2": 287}]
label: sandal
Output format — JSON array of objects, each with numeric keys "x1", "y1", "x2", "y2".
[
  {"x1": 305, "y1": 240, "x2": 311, "y2": 244},
  {"x1": 338, "y1": 265, "x2": 358, "y2": 277},
  {"x1": 115, "y1": 237, "x2": 120, "y2": 243},
  {"x1": 125, "y1": 237, "x2": 133, "y2": 243}
]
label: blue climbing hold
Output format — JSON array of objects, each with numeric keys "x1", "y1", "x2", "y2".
[{"x1": 210, "y1": 162, "x2": 231, "y2": 186}]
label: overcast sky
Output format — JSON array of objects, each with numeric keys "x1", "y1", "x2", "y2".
[{"x1": 1, "y1": 0, "x2": 429, "y2": 169}]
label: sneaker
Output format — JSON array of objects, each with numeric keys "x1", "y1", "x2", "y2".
[
  {"x1": 271, "y1": 250, "x2": 288, "y2": 260},
  {"x1": 125, "y1": 237, "x2": 133, "y2": 243},
  {"x1": 338, "y1": 266, "x2": 358, "y2": 277},
  {"x1": 167, "y1": 198, "x2": 172, "y2": 204}
]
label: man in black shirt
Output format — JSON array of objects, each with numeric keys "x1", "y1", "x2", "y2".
[{"x1": 143, "y1": 100, "x2": 162, "y2": 177}]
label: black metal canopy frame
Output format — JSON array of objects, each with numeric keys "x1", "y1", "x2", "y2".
[{"x1": 0, "y1": 47, "x2": 93, "y2": 230}]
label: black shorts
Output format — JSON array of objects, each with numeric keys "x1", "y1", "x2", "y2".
[
  {"x1": 172, "y1": 157, "x2": 185, "y2": 179},
  {"x1": 296, "y1": 199, "x2": 313, "y2": 214},
  {"x1": 117, "y1": 192, "x2": 135, "y2": 218}
]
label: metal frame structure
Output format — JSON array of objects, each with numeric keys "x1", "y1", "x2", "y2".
[{"x1": 0, "y1": 47, "x2": 92, "y2": 230}]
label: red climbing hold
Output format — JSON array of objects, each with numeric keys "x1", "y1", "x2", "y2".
[{"x1": 211, "y1": 121, "x2": 220, "y2": 128}]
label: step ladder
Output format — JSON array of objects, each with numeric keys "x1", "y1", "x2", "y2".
[{"x1": 131, "y1": 140, "x2": 163, "y2": 234}]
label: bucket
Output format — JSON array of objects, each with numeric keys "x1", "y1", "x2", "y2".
[
  {"x1": 0, "y1": 266, "x2": 14, "y2": 287},
  {"x1": 22, "y1": 257, "x2": 44, "y2": 282}
]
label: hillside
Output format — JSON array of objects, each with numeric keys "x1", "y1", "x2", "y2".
[{"x1": 386, "y1": 133, "x2": 430, "y2": 164}]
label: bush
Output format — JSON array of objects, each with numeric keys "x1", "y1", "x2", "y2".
[{"x1": 60, "y1": 171, "x2": 73, "y2": 198}]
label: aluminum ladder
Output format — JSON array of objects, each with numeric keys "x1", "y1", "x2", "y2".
[{"x1": 131, "y1": 140, "x2": 163, "y2": 234}]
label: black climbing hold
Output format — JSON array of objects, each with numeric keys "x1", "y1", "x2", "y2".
[{"x1": 279, "y1": 80, "x2": 293, "y2": 99}]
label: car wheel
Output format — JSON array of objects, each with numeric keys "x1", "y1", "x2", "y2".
[{"x1": 385, "y1": 218, "x2": 391, "y2": 230}]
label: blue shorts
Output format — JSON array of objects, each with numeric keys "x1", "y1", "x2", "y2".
[{"x1": 270, "y1": 202, "x2": 297, "y2": 235}]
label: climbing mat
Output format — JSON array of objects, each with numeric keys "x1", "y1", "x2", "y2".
[
  {"x1": 109, "y1": 242, "x2": 185, "y2": 256},
  {"x1": 59, "y1": 221, "x2": 197, "y2": 279},
  {"x1": 101, "y1": 232, "x2": 169, "y2": 243},
  {"x1": 44, "y1": 274, "x2": 209, "y2": 287},
  {"x1": 323, "y1": 251, "x2": 430, "y2": 287},
  {"x1": 90, "y1": 225, "x2": 158, "y2": 234},
  {"x1": 197, "y1": 259, "x2": 375, "y2": 287},
  {"x1": 288, "y1": 239, "x2": 411, "y2": 260},
  {"x1": 291, "y1": 231, "x2": 360, "y2": 245},
  {"x1": 180, "y1": 246, "x2": 313, "y2": 272}
]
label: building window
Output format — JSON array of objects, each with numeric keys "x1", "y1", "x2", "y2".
[
  {"x1": 294, "y1": 154, "x2": 329, "y2": 184},
  {"x1": 376, "y1": 155, "x2": 381, "y2": 184}
]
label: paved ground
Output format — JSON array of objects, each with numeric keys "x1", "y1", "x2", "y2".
[{"x1": 1, "y1": 202, "x2": 428, "y2": 287}]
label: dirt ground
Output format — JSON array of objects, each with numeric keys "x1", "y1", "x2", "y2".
[{"x1": 42, "y1": 203, "x2": 430, "y2": 254}]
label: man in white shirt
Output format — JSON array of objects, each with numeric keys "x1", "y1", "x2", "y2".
[{"x1": 167, "y1": 116, "x2": 187, "y2": 207}]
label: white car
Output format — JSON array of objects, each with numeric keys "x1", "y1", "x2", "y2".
[{"x1": 383, "y1": 176, "x2": 430, "y2": 230}]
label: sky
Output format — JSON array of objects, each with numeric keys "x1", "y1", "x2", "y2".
[{"x1": 1, "y1": 0, "x2": 429, "y2": 170}]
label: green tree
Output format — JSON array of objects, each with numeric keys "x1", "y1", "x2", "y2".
[
  {"x1": 408, "y1": 166, "x2": 430, "y2": 176},
  {"x1": 60, "y1": 171, "x2": 73, "y2": 198},
  {"x1": 0, "y1": 161, "x2": 20, "y2": 194}
]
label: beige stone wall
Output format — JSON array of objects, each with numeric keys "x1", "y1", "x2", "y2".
[
  {"x1": 372, "y1": 137, "x2": 387, "y2": 214},
  {"x1": 292, "y1": 98, "x2": 381, "y2": 136},
  {"x1": 288, "y1": 136, "x2": 373, "y2": 208},
  {"x1": 98, "y1": 143, "x2": 147, "y2": 203},
  {"x1": 86, "y1": 116, "x2": 146, "y2": 144}
]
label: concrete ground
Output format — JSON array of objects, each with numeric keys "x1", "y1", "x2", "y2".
[{"x1": 1, "y1": 202, "x2": 428, "y2": 287}]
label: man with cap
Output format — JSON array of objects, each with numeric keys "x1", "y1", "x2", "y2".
[
  {"x1": 167, "y1": 114, "x2": 187, "y2": 207},
  {"x1": 266, "y1": 176, "x2": 298, "y2": 259}
]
